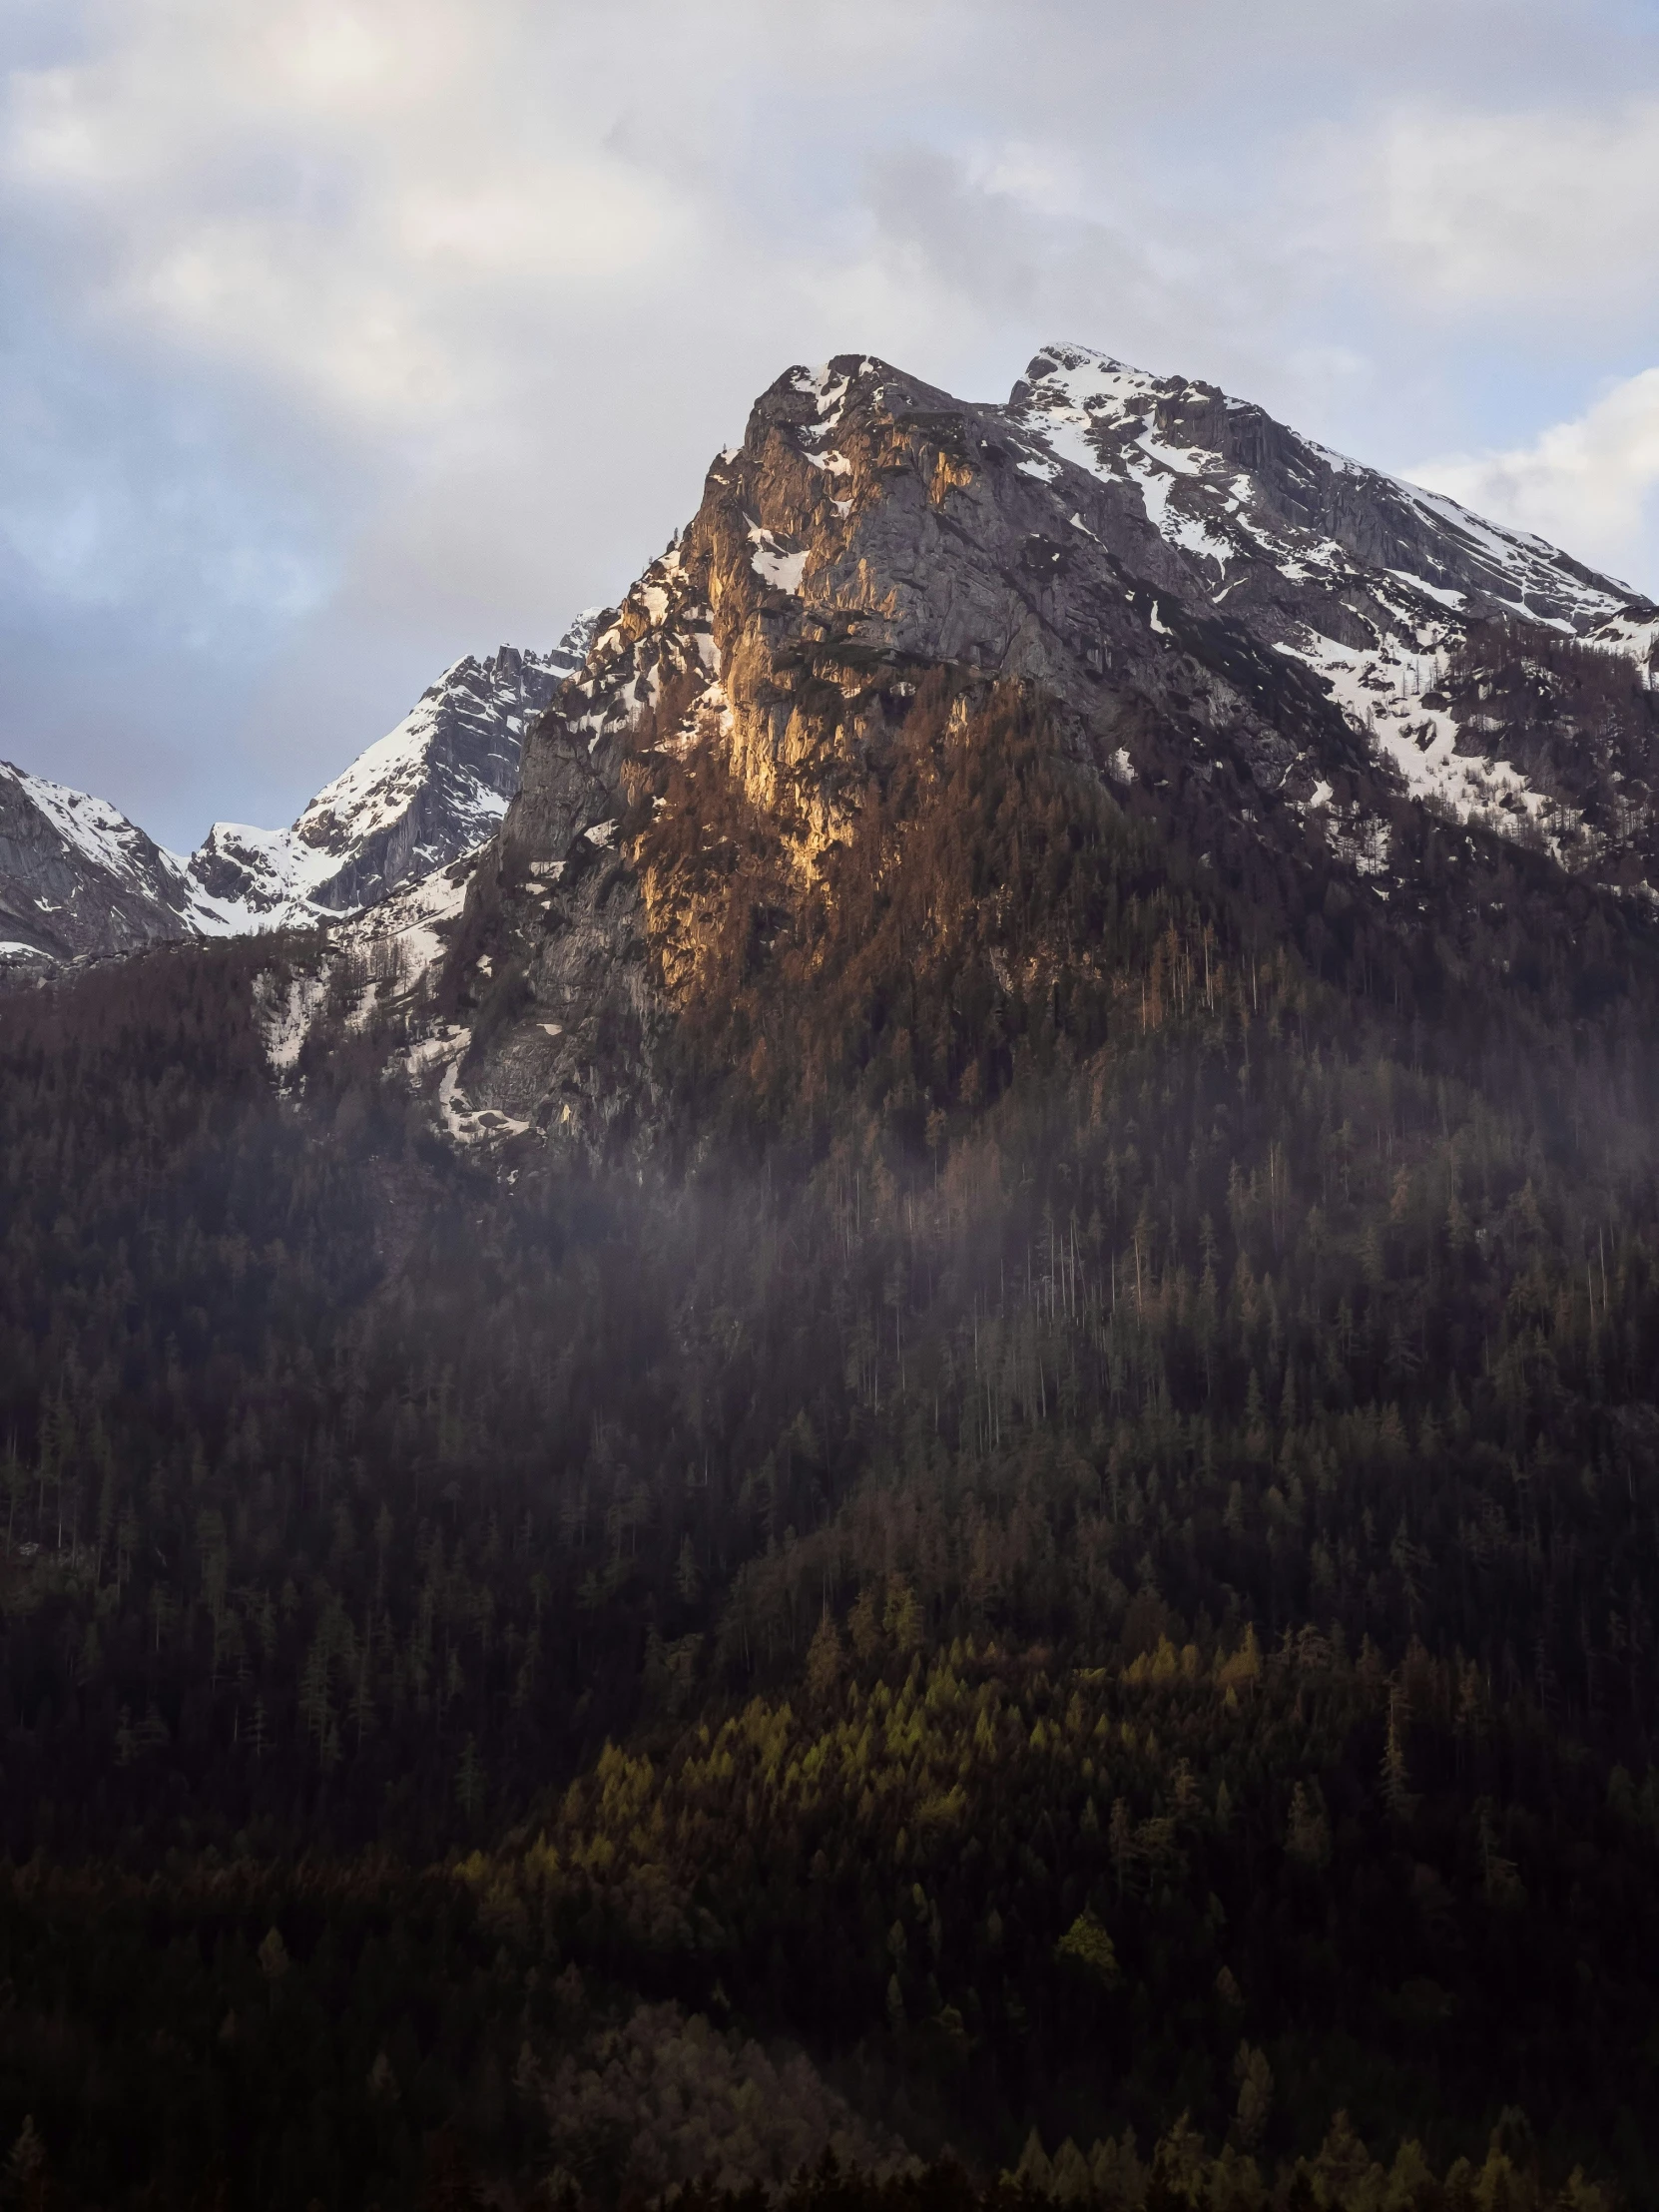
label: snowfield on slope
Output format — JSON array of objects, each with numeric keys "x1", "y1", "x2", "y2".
[{"x1": 1006, "y1": 340, "x2": 1659, "y2": 860}]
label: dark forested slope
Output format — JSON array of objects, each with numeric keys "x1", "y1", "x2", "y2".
[{"x1": 2, "y1": 687, "x2": 1659, "y2": 2208}]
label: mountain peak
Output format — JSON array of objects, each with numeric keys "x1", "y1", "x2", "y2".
[
  {"x1": 433, "y1": 336, "x2": 1659, "y2": 1159},
  {"x1": 12, "y1": 343, "x2": 1659, "y2": 1024},
  {"x1": 1015, "y1": 340, "x2": 1189, "y2": 408}
]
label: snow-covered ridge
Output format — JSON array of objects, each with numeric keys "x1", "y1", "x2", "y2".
[
  {"x1": 2, "y1": 611, "x2": 601, "y2": 968},
  {"x1": 7, "y1": 768, "x2": 180, "y2": 888},
  {"x1": 1009, "y1": 341, "x2": 1656, "y2": 631},
  {"x1": 292, "y1": 616, "x2": 597, "y2": 864},
  {"x1": 191, "y1": 617, "x2": 600, "y2": 930},
  {"x1": 1003, "y1": 340, "x2": 1659, "y2": 857}
]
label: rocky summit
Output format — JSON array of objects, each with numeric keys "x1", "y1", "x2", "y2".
[{"x1": 440, "y1": 343, "x2": 1659, "y2": 1153}]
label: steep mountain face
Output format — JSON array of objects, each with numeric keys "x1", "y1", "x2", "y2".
[
  {"x1": 444, "y1": 344, "x2": 1659, "y2": 1152},
  {"x1": 0, "y1": 618, "x2": 597, "y2": 971},
  {"x1": 0, "y1": 763, "x2": 221, "y2": 966}
]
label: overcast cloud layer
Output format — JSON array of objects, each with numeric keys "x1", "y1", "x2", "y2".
[{"x1": 7, "y1": 0, "x2": 1659, "y2": 848}]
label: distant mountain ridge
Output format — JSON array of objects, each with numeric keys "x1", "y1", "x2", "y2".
[
  {"x1": 11, "y1": 339, "x2": 1659, "y2": 1006},
  {"x1": 0, "y1": 614, "x2": 598, "y2": 968},
  {"x1": 0, "y1": 764, "x2": 222, "y2": 965}
]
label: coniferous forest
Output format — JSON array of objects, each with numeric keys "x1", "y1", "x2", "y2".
[{"x1": 4, "y1": 691, "x2": 1659, "y2": 2209}]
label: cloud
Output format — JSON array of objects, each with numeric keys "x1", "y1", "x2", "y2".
[
  {"x1": 1368, "y1": 99, "x2": 1659, "y2": 312},
  {"x1": 3, "y1": 5, "x2": 699, "y2": 433},
  {"x1": 1409, "y1": 367, "x2": 1659, "y2": 596}
]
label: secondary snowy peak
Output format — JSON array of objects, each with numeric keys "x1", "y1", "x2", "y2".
[
  {"x1": 1002, "y1": 342, "x2": 1659, "y2": 860},
  {"x1": 189, "y1": 617, "x2": 600, "y2": 930},
  {"x1": 0, "y1": 763, "x2": 213, "y2": 966},
  {"x1": 1, "y1": 614, "x2": 599, "y2": 971},
  {"x1": 185, "y1": 820, "x2": 344, "y2": 931},
  {"x1": 1005, "y1": 342, "x2": 1658, "y2": 631}
]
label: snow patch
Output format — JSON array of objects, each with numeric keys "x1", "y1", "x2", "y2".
[
  {"x1": 335, "y1": 850, "x2": 475, "y2": 984},
  {"x1": 257, "y1": 970, "x2": 330, "y2": 1074},
  {"x1": 436, "y1": 1052, "x2": 532, "y2": 1149},
  {"x1": 749, "y1": 525, "x2": 809, "y2": 594}
]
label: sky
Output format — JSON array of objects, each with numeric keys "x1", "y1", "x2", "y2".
[{"x1": 8, "y1": 1, "x2": 1659, "y2": 850}]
